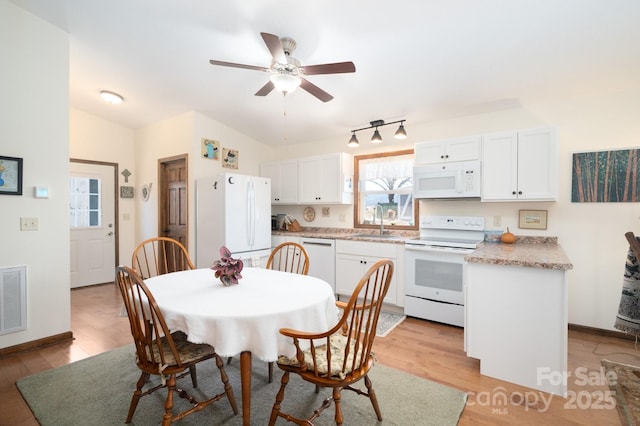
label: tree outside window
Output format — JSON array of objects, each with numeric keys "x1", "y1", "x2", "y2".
[{"x1": 354, "y1": 150, "x2": 417, "y2": 230}]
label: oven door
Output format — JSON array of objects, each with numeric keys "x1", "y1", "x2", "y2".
[{"x1": 404, "y1": 245, "x2": 465, "y2": 305}]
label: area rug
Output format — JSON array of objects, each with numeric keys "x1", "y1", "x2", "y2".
[
  {"x1": 602, "y1": 359, "x2": 640, "y2": 425},
  {"x1": 377, "y1": 311, "x2": 406, "y2": 337},
  {"x1": 18, "y1": 344, "x2": 466, "y2": 425}
]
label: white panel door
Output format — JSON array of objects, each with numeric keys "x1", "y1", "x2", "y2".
[{"x1": 69, "y1": 162, "x2": 116, "y2": 287}]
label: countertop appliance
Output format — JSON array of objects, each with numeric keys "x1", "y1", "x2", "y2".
[
  {"x1": 413, "y1": 160, "x2": 481, "y2": 199},
  {"x1": 196, "y1": 173, "x2": 271, "y2": 268},
  {"x1": 301, "y1": 237, "x2": 336, "y2": 292},
  {"x1": 404, "y1": 215, "x2": 485, "y2": 327}
]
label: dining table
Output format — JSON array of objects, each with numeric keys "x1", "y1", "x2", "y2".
[{"x1": 143, "y1": 267, "x2": 338, "y2": 426}]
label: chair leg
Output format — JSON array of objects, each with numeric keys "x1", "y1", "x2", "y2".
[
  {"x1": 365, "y1": 374, "x2": 382, "y2": 421},
  {"x1": 126, "y1": 371, "x2": 149, "y2": 423},
  {"x1": 333, "y1": 387, "x2": 344, "y2": 425},
  {"x1": 188, "y1": 365, "x2": 198, "y2": 388},
  {"x1": 215, "y1": 354, "x2": 239, "y2": 414},
  {"x1": 162, "y1": 374, "x2": 177, "y2": 426},
  {"x1": 268, "y1": 361, "x2": 274, "y2": 383},
  {"x1": 268, "y1": 371, "x2": 290, "y2": 426}
]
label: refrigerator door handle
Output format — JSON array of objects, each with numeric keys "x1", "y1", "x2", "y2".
[{"x1": 247, "y1": 179, "x2": 255, "y2": 247}]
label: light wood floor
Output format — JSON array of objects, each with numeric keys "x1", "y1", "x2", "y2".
[{"x1": 1, "y1": 283, "x2": 636, "y2": 425}]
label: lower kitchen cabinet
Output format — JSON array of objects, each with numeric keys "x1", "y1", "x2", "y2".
[
  {"x1": 335, "y1": 240, "x2": 403, "y2": 306},
  {"x1": 465, "y1": 262, "x2": 568, "y2": 397},
  {"x1": 271, "y1": 235, "x2": 301, "y2": 247}
]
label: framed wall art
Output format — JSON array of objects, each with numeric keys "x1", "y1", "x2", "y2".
[
  {"x1": 201, "y1": 138, "x2": 220, "y2": 160},
  {"x1": 518, "y1": 209, "x2": 548, "y2": 230},
  {"x1": 222, "y1": 148, "x2": 239, "y2": 169},
  {"x1": 0, "y1": 156, "x2": 23, "y2": 195},
  {"x1": 120, "y1": 186, "x2": 134, "y2": 199}
]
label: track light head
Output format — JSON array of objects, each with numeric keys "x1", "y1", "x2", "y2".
[
  {"x1": 348, "y1": 132, "x2": 359, "y2": 147},
  {"x1": 394, "y1": 122, "x2": 407, "y2": 139},
  {"x1": 371, "y1": 129, "x2": 383, "y2": 143}
]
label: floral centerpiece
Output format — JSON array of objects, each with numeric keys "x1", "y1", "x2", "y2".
[{"x1": 211, "y1": 246, "x2": 243, "y2": 286}]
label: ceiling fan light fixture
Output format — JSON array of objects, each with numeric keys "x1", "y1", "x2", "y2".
[
  {"x1": 347, "y1": 132, "x2": 359, "y2": 147},
  {"x1": 270, "y1": 73, "x2": 301, "y2": 94},
  {"x1": 394, "y1": 122, "x2": 407, "y2": 139},
  {"x1": 99, "y1": 90, "x2": 124, "y2": 104},
  {"x1": 371, "y1": 129, "x2": 383, "y2": 144}
]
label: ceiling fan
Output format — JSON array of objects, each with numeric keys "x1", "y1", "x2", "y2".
[{"x1": 209, "y1": 32, "x2": 356, "y2": 102}]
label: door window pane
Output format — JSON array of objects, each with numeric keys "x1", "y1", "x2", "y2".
[{"x1": 69, "y1": 177, "x2": 101, "y2": 228}]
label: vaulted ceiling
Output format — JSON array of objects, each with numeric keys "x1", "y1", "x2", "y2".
[{"x1": 10, "y1": 0, "x2": 640, "y2": 146}]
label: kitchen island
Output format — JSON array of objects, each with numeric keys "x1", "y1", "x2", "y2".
[{"x1": 464, "y1": 238, "x2": 573, "y2": 397}]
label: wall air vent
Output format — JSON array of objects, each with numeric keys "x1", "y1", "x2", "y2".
[{"x1": 0, "y1": 265, "x2": 27, "y2": 335}]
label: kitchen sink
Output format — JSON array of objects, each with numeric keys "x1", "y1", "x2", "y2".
[{"x1": 352, "y1": 233, "x2": 396, "y2": 239}]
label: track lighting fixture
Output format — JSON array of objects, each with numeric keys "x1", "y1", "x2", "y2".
[{"x1": 347, "y1": 119, "x2": 407, "y2": 147}]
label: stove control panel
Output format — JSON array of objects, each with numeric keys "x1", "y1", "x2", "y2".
[{"x1": 419, "y1": 215, "x2": 485, "y2": 231}]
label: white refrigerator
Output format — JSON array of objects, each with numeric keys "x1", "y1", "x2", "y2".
[{"x1": 196, "y1": 173, "x2": 272, "y2": 269}]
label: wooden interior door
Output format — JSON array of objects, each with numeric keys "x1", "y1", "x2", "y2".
[{"x1": 159, "y1": 155, "x2": 188, "y2": 256}]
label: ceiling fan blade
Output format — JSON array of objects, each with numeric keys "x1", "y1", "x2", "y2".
[
  {"x1": 300, "y1": 78, "x2": 333, "y2": 102},
  {"x1": 255, "y1": 81, "x2": 275, "y2": 96},
  {"x1": 301, "y1": 61, "x2": 356, "y2": 75},
  {"x1": 260, "y1": 32, "x2": 287, "y2": 64},
  {"x1": 209, "y1": 60, "x2": 269, "y2": 72}
]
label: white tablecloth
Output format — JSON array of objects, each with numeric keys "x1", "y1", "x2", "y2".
[{"x1": 144, "y1": 267, "x2": 338, "y2": 361}]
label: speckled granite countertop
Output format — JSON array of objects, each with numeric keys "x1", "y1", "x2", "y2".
[
  {"x1": 465, "y1": 237, "x2": 573, "y2": 270},
  {"x1": 274, "y1": 229, "x2": 574, "y2": 270},
  {"x1": 272, "y1": 227, "x2": 418, "y2": 244}
]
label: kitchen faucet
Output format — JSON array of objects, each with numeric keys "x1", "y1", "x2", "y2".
[{"x1": 376, "y1": 203, "x2": 385, "y2": 235}]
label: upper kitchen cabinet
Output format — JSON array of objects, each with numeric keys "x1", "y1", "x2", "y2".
[
  {"x1": 260, "y1": 160, "x2": 298, "y2": 204},
  {"x1": 299, "y1": 153, "x2": 354, "y2": 204},
  {"x1": 481, "y1": 127, "x2": 557, "y2": 201},
  {"x1": 414, "y1": 136, "x2": 481, "y2": 164}
]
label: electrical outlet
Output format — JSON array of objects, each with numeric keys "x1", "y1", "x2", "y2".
[
  {"x1": 20, "y1": 217, "x2": 39, "y2": 231},
  {"x1": 493, "y1": 216, "x2": 502, "y2": 226}
]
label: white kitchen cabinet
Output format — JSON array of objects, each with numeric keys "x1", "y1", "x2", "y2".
[
  {"x1": 465, "y1": 262, "x2": 568, "y2": 396},
  {"x1": 335, "y1": 240, "x2": 402, "y2": 306},
  {"x1": 481, "y1": 127, "x2": 557, "y2": 201},
  {"x1": 271, "y1": 234, "x2": 301, "y2": 247},
  {"x1": 414, "y1": 136, "x2": 480, "y2": 164},
  {"x1": 299, "y1": 153, "x2": 353, "y2": 204},
  {"x1": 260, "y1": 160, "x2": 298, "y2": 204}
]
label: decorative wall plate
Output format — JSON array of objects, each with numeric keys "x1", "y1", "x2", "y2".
[
  {"x1": 141, "y1": 183, "x2": 151, "y2": 201},
  {"x1": 303, "y1": 206, "x2": 316, "y2": 222}
]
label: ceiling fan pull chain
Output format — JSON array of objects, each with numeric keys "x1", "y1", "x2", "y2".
[{"x1": 283, "y1": 93, "x2": 288, "y2": 143}]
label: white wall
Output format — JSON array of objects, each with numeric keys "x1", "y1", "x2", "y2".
[
  {"x1": 0, "y1": 1, "x2": 71, "y2": 348},
  {"x1": 69, "y1": 108, "x2": 137, "y2": 265},
  {"x1": 270, "y1": 88, "x2": 640, "y2": 331},
  {"x1": 135, "y1": 111, "x2": 271, "y2": 255}
]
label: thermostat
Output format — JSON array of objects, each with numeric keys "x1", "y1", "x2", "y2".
[{"x1": 34, "y1": 186, "x2": 49, "y2": 198}]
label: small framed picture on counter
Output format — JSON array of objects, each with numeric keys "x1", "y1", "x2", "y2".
[{"x1": 518, "y1": 209, "x2": 548, "y2": 230}]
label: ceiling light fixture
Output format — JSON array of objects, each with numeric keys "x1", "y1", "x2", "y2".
[
  {"x1": 99, "y1": 90, "x2": 124, "y2": 104},
  {"x1": 347, "y1": 119, "x2": 407, "y2": 147},
  {"x1": 347, "y1": 132, "x2": 359, "y2": 147},
  {"x1": 270, "y1": 73, "x2": 301, "y2": 94}
]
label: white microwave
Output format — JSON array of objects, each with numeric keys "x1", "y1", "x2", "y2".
[{"x1": 413, "y1": 160, "x2": 481, "y2": 199}]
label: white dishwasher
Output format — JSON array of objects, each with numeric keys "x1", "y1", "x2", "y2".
[{"x1": 301, "y1": 237, "x2": 336, "y2": 292}]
